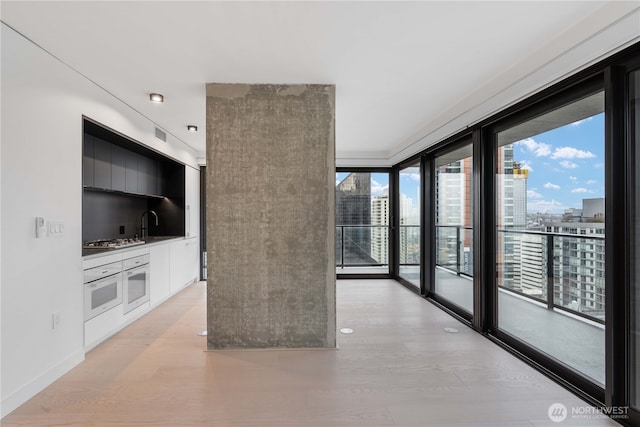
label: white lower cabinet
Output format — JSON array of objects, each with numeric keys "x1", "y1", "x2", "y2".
[
  {"x1": 150, "y1": 243, "x2": 171, "y2": 306},
  {"x1": 83, "y1": 237, "x2": 200, "y2": 352},
  {"x1": 169, "y1": 237, "x2": 199, "y2": 293}
]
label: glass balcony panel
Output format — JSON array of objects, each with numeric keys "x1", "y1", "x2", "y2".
[{"x1": 495, "y1": 91, "x2": 605, "y2": 385}]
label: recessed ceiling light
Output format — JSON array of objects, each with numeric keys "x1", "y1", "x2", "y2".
[
  {"x1": 149, "y1": 93, "x2": 164, "y2": 103},
  {"x1": 187, "y1": 125, "x2": 198, "y2": 132}
]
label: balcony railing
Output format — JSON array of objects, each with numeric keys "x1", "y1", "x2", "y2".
[
  {"x1": 436, "y1": 225, "x2": 473, "y2": 276},
  {"x1": 336, "y1": 225, "x2": 389, "y2": 268},
  {"x1": 435, "y1": 225, "x2": 605, "y2": 323},
  {"x1": 399, "y1": 224, "x2": 420, "y2": 266},
  {"x1": 336, "y1": 223, "x2": 605, "y2": 323}
]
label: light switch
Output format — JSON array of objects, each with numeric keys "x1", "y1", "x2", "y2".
[{"x1": 48, "y1": 221, "x2": 64, "y2": 237}]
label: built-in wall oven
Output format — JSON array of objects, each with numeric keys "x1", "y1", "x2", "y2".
[
  {"x1": 122, "y1": 254, "x2": 150, "y2": 314},
  {"x1": 84, "y1": 261, "x2": 123, "y2": 321}
]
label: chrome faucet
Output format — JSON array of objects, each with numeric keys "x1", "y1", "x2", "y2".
[{"x1": 140, "y1": 210, "x2": 159, "y2": 239}]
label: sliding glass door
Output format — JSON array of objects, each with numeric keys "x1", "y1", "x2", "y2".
[
  {"x1": 398, "y1": 162, "x2": 421, "y2": 288},
  {"x1": 495, "y1": 90, "x2": 606, "y2": 386},
  {"x1": 434, "y1": 143, "x2": 473, "y2": 314}
]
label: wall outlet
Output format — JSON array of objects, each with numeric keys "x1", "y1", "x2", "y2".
[
  {"x1": 52, "y1": 312, "x2": 61, "y2": 330},
  {"x1": 119, "y1": 225, "x2": 125, "y2": 234}
]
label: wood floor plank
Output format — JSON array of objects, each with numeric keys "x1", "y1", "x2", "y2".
[{"x1": 1, "y1": 280, "x2": 618, "y2": 426}]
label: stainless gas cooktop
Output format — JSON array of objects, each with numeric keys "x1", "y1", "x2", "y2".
[{"x1": 83, "y1": 238, "x2": 145, "y2": 250}]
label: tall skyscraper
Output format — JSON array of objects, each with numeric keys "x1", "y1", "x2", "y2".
[
  {"x1": 435, "y1": 158, "x2": 473, "y2": 274},
  {"x1": 497, "y1": 146, "x2": 528, "y2": 290},
  {"x1": 336, "y1": 173, "x2": 375, "y2": 264},
  {"x1": 545, "y1": 198, "x2": 605, "y2": 319},
  {"x1": 370, "y1": 193, "x2": 389, "y2": 264}
]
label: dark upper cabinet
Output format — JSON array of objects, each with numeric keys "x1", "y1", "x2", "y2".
[
  {"x1": 82, "y1": 134, "x2": 95, "y2": 187},
  {"x1": 157, "y1": 162, "x2": 166, "y2": 196},
  {"x1": 93, "y1": 137, "x2": 112, "y2": 189},
  {"x1": 148, "y1": 159, "x2": 158, "y2": 195},
  {"x1": 137, "y1": 155, "x2": 150, "y2": 195},
  {"x1": 83, "y1": 130, "x2": 165, "y2": 197},
  {"x1": 125, "y1": 151, "x2": 138, "y2": 193},
  {"x1": 111, "y1": 145, "x2": 127, "y2": 192}
]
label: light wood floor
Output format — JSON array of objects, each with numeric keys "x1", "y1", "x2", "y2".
[{"x1": 2, "y1": 280, "x2": 618, "y2": 426}]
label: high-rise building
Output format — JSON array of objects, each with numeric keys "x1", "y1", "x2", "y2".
[
  {"x1": 370, "y1": 193, "x2": 389, "y2": 264},
  {"x1": 497, "y1": 147, "x2": 528, "y2": 290},
  {"x1": 544, "y1": 198, "x2": 605, "y2": 319},
  {"x1": 336, "y1": 173, "x2": 375, "y2": 264},
  {"x1": 435, "y1": 158, "x2": 473, "y2": 274}
]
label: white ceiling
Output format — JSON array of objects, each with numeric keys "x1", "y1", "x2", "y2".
[{"x1": 2, "y1": 1, "x2": 638, "y2": 165}]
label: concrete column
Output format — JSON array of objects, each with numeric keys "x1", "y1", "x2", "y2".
[{"x1": 206, "y1": 84, "x2": 335, "y2": 349}]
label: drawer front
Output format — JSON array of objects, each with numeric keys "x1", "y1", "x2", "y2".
[
  {"x1": 123, "y1": 254, "x2": 150, "y2": 270},
  {"x1": 84, "y1": 261, "x2": 123, "y2": 283}
]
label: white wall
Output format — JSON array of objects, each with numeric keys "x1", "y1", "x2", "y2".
[{"x1": 0, "y1": 23, "x2": 198, "y2": 417}]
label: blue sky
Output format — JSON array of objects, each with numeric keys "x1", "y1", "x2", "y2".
[
  {"x1": 337, "y1": 112, "x2": 604, "y2": 215},
  {"x1": 514, "y1": 112, "x2": 604, "y2": 213}
]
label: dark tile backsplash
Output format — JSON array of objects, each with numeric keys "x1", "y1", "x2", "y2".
[{"x1": 82, "y1": 191, "x2": 185, "y2": 242}]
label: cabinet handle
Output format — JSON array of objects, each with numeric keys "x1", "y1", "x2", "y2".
[{"x1": 186, "y1": 205, "x2": 191, "y2": 237}]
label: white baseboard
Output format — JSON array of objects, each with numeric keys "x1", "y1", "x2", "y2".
[{"x1": 0, "y1": 348, "x2": 84, "y2": 419}]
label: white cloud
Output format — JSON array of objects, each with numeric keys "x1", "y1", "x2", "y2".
[
  {"x1": 570, "y1": 117, "x2": 593, "y2": 126},
  {"x1": 527, "y1": 190, "x2": 543, "y2": 199},
  {"x1": 516, "y1": 138, "x2": 551, "y2": 157},
  {"x1": 519, "y1": 160, "x2": 533, "y2": 171},
  {"x1": 527, "y1": 199, "x2": 566, "y2": 214},
  {"x1": 544, "y1": 182, "x2": 560, "y2": 190},
  {"x1": 371, "y1": 180, "x2": 389, "y2": 197},
  {"x1": 569, "y1": 176, "x2": 577, "y2": 181},
  {"x1": 587, "y1": 179, "x2": 597, "y2": 185},
  {"x1": 551, "y1": 146, "x2": 596, "y2": 159},
  {"x1": 559, "y1": 160, "x2": 578, "y2": 169},
  {"x1": 571, "y1": 188, "x2": 588, "y2": 193}
]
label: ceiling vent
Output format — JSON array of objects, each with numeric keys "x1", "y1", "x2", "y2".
[{"x1": 154, "y1": 127, "x2": 167, "y2": 142}]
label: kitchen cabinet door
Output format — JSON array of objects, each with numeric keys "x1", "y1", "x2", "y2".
[
  {"x1": 148, "y1": 158, "x2": 158, "y2": 196},
  {"x1": 169, "y1": 238, "x2": 199, "y2": 293},
  {"x1": 185, "y1": 166, "x2": 200, "y2": 238},
  {"x1": 93, "y1": 137, "x2": 112, "y2": 189},
  {"x1": 111, "y1": 145, "x2": 127, "y2": 192},
  {"x1": 125, "y1": 151, "x2": 138, "y2": 193},
  {"x1": 150, "y1": 243, "x2": 171, "y2": 306},
  {"x1": 137, "y1": 155, "x2": 149, "y2": 195},
  {"x1": 82, "y1": 134, "x2": 94, "y2": 187}
]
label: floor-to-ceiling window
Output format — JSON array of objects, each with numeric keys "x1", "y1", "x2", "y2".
[
  {"x1": 495, "y1": 90, "x2": 606, "y2": 386},
  {"x1": 631, "y1": 67, "x2": 640, "y2": 412},
  {"x1": 336, "y1": 171, "x2": 390, "y2": 275},
  {"x1": 398, "y1": 162, "x2": 421, "y2": 287},
  {"x1": 387, "y1": 43, "x2": 639, "y2": 415},
  {"x1": 434, "y1": 143, "x2": 473, "y2": 314}
]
